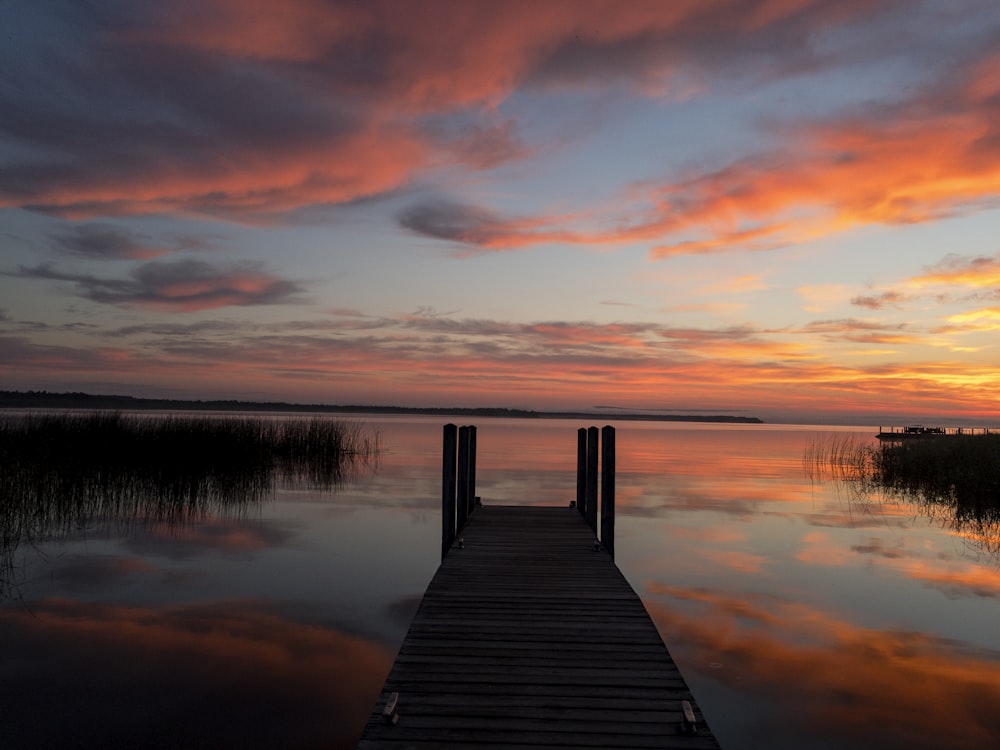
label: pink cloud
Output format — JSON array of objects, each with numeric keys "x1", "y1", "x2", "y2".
[{"x1": 1, "y1": 0, "x2": 910, "y2": 222}]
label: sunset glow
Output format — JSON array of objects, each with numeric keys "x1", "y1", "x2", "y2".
[{"x1": 2, "y1": 1, "x2": 999, "y2": 423}]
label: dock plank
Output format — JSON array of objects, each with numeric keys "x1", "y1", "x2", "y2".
[{"x1": 357, "y1": 505, "x2": 719, "y2": 749}]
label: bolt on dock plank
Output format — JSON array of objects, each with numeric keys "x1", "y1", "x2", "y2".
[{"x1": 357, "y1": 505, "x2": 719, "y2": 749}]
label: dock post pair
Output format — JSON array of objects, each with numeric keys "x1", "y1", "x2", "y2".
[
  {"x1": 576, "y1": 425, "x2": 615, "y2": 558},
  {"x1": 441, "y1": 423, "x2": 477, "y2": 559}
]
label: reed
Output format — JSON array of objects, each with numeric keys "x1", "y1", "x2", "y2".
[
  {"x1": 802, "y1": 434, "x2": 878, "y2": 483},
  {"x1": 805, "y1": 432, "x2": 1000, "y2": 555},
  {"x1": 0, "y1": 411, "x2": 382, "y2": 596},
  {"x1": 873, "y1": 434, "x2": 1000, "y2": 516}
]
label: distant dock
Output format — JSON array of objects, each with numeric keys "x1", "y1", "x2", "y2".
[
  {"x1": 877, "y1": 425, "x2": 998, "y2": 440},
  {"x1": 357, "y1": 425, "x2": 719, "y2": 749}
]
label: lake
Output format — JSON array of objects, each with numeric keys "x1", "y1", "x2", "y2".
[{"x1": 2, "y1": 415, "x2": 999, "y2": 749}]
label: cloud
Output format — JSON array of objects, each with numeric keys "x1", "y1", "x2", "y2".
[
  {"x1": 800, "y1": 318, "x2": 914, "y2": 345},
  {"x1": 8, "y1": 260, "x2": 303, "y2": 312},
  {"x1": 909, "y1": 253, "x2": 1000, "y2": 289},
  {"x1": 446, "y1": 119, "x2": 530, "y2": 170},
  {"x1": 402, "y1": 27, "x2": 1000, "y2": 256},
  {"x1": 851, "y1": 290, "x2": 908, "y2": 309},
  {"x1": 131, "y1": 0, "x2": 893, "y2": 106},
  {"x1": 49, "y1": 223, "x2": 174, "y2": 260},
  {"x1": 0, "y1": 334, "x2": 142, "y2": 370},
  {"x1": 0, "y1": 0, "x2": 940, "y2": 223},
  {"x1": 938, "y1": 307, "x2": 1000, "y2": 334},
  {"x1": 397, "y1": 200, "x2": 581, "y2": 250},
  {"x1": 0, "y1": 4, "x2": 432, "y2": 220},
  {"x1": 947, "y1": 308, "x2": 1000, "y2": 324},
  {"x1": 3, "y1": 308, "x2": 999, "y2": 419}
]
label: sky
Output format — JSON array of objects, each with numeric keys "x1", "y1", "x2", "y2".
[{"x1": 2, "y1": 0, "x2": 1000, "y2": 424}]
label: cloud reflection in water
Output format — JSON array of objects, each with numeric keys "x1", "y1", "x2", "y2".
[
  {"x1": 646, "y1": 585, "x2": 1000, "y2": 750},
  {"x1": 0, "y1": 598, "x2": 392, "y2": 749}
]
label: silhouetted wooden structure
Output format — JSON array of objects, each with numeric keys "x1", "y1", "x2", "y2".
[{"x1": 357, "y1": 425, "x2": 719, "y2": 749}]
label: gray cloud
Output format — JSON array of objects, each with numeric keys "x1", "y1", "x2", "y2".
[
  {"x1": 851, "y1": 291, "x2": 908, "y2": 310},
  {"x1": 399, "y1": 201, "x2": 494, "y2": 244},
  {"x1": 8, "y1": 260, "x2": 303, "y2": 311},
  {"x1": 49, "y1": 223, "x2": 170, "y2": 260},
  {"x1": 109, "y1": 320, "x2": 248, "y2": 337},
  {"x1": 397, "y1": 200, "x2": 539, "y2": 248},
  {"x1": 801, "y1": 318, "x2": 912, "y2": 344}
]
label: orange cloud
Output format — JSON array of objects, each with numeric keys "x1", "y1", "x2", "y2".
[
  {"x1": 642, "y1": 97, "x2": 1000, "y2": 252},
  {"x1": 130, "y1": 0, "x2": 876, "y2": 108},
  {"x1": 1, "y1": 0, "x2": 916, "y2": 222},
  {"x1": 398, "y1": 41, "x2": 1000, "y2": 255},
  {"x1": 15, "y1": 126, "x2": 432, "y2": 221},
  {"x1": 965, "y1": 51, "x2": 1000, "y2": 101},
  {"x1": 4, "y1": 308, "x2": 1000, "y2": 420},
  {"x1": 947, "y1": 308, "x2": 1000, "y2": 323},
  {"x1": 910, "y1": 253, "x2": 1000, "y2": 289},
  {"x1": 404, "y1": 88, "x2": 1000, "y2": 254}
]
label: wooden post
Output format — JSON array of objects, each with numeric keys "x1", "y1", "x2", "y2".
[
  {"x1": 442, "y1": 423, "x2": 458, "y2": 559},
  {"x1": 601, "y1": 425, "x2": 615, "y2": 559},
  {"x1": 457, "y1": 426, "x2": 470, "y2": 532},
  {"x1": 467, "y1": 425, "x2": 477, "y2": 516},
  {"x1": 586, "y1": 425, "x2": 599, "y2": 533},
  {"x1": 576, "y1": 428, "x2": 587, "y2": 515}
]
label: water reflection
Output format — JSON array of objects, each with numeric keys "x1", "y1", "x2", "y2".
[
  {"x1": 0, "y1": 597, "x2": 392, "y2": 749},
  {"x1": 4, "y1": 416, "x2": 1000, "y2": 749},
  {"x1": 645, "y1": 585, "x2": 1000, "y2": 750},
  {"x1": 804, "y1": 434, "x2": 1000, "y2": 562},
  {"x1": 1, "y1": 412, "x2": 380, "y2": 598},
  {"x1": 605, "y1": 422, "x2": 1000, "y2": 750}
]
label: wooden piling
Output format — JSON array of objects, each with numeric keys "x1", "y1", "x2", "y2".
[
  {"x1": 576, "y1": 427, "x2": 587, "y2": 515},
  {"x1": 441, "y1": 423, "x2": 457, "y2": 560},
  {"x1": 586, "y1": 425, "x2": 599, "y2": 533},
  {"x1": 467, "y1": 425, "x2": 477, "y2": 517},
  {"x1": 601, "y1": 424, "x2": 616, "y2": 559},
  {"x1": 457, "y1": 425, "x2": 470, "y2": 531},
  {"x1": 443, "y1": 424, "x2": 478, "y2": 559}
]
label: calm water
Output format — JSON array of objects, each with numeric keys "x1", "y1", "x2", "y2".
[{"x1": 3, "y1": 415, "x2": 999, "y2": 749}]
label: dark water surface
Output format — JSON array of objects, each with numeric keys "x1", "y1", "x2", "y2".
[{"x1": 3, "y1": 415, "x2": 999, "y2": 748}]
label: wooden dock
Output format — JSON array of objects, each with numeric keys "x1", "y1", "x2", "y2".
[{"x1": 357, "y1": 505, "x2": 720, "y2": 749}]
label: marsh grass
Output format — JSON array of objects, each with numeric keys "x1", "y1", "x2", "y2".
[
  {"x1": 874, "y1": 435, "x2": 1000, "y2": 512},
  {"x1": 803, "y1": 434, "x2": 879, "y2": 483},
  {"x1": 806, "y1": 432, "x2": 1000, "y2": 555},
  {"x1": 0, "y1": 412, "x2": 381, "y2": 595}
]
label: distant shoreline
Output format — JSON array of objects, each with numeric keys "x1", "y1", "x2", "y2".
[{"x1": 0, "y1": 390, "x2": 764, "y2": 424}]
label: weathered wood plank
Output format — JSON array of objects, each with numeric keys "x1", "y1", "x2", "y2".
[{"x1": 357, "y1": 505, "x2": 719, "y2": 749}]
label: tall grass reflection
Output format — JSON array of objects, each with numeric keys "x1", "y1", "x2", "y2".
[
  {"x1": 1, "y1": 412, "x2": 382, "y2": 595},
  {"x1": 805, "y1": 433, "x2": 1000, "y2": 556}
]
